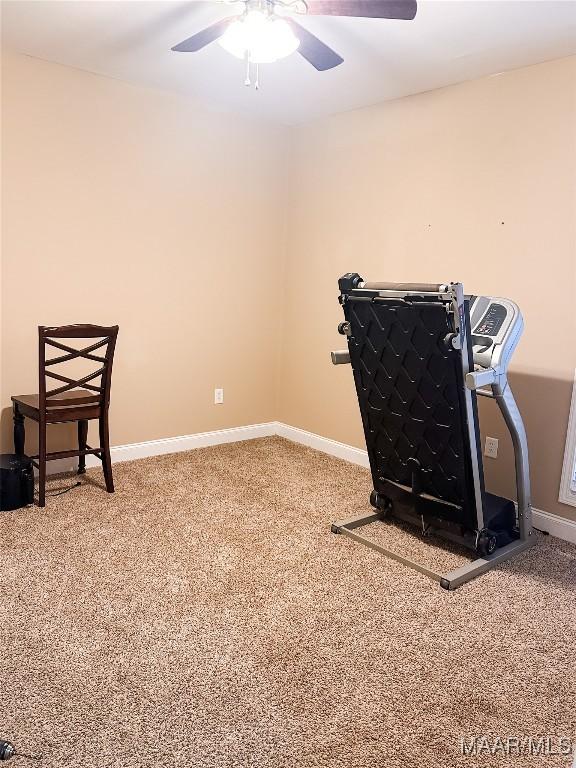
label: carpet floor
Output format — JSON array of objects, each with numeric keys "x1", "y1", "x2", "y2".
[{"x1": 1, "y1": 437, "x2": 575, "y2": 768}]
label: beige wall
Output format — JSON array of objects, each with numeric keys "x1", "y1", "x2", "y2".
[
  {"x1": 278, "y1": 56, "x2": 576, "y2": 521},
  {"x1": 3, "y1": 52, "x2": 576, "y2": 522},
  {"x1": 1, "y1": 52, "x2": 288, "y2": 454}
]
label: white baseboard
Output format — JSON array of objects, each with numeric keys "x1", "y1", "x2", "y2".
[
  {"x1": 47, "y1": 419, "x2": 576, "y2": 545},
  {"x1": 93, "y1": 422, "x2": 276, "y2": 467},
  {"x1": 273, "y1": 422, "x2": 370, "y2": 468},
  {"x1": 531, "y1": 509, "x2": 576, "y2": 545}
]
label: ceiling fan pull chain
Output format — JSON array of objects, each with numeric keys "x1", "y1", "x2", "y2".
[{"x1": 244, "y1": 51, "x2": 251, "y2": 86}]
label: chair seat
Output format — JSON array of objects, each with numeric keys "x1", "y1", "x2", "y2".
[{"x1": 12, "y1": 389, "x2": 101, "y2": 422}]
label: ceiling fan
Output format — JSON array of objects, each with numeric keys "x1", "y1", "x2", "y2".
[{"x1": 172, "y1": 0, "x2": 417, "y2": 87}]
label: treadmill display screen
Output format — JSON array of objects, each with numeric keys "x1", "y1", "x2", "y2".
[{"x1": 474, "y1": 303, "x2": 507, "y2": 337}]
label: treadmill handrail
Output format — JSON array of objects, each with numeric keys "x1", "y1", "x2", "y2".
[
  {"x1": 493, "y1": 377, "x2": 532, "y2": 536},
  {"x1": 466, "y1": 368, "x2": 497, "y2": 389}
]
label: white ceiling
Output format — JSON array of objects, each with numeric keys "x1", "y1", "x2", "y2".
[{"x1": 3, "y1": 0, "x2": 576, "y2": 124}]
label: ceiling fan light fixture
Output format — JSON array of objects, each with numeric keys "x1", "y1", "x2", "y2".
[{"x1": 219, "y1": 10, "x2": 300, "y2": 63}]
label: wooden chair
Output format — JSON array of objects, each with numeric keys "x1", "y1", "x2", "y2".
[{"x1": 12, "y1": 324, "x2": 119, "y2": 507}]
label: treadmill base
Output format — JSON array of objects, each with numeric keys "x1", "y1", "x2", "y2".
[{"x1": 331, "y1": 512, "x2": 536, "y2": 590}]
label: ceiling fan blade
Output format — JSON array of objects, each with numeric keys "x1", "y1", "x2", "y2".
[
  {"x1": 171, "y1": 16, "x2": 236, "y2": 52},
  {"x1": 286, "y1": 19, "x2": 343, "y2": 71},
  {"x1": 304, "y1": 1, "x2": 417, "y2": 20}
]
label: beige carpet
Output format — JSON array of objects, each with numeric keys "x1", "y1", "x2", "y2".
[{"x1": 1, "y1": 437, "x2": 575, "y2": 768}]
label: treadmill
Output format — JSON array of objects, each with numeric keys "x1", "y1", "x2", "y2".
[{"x1": 330, "y1": 275, "x2": 535, "y2": 590}]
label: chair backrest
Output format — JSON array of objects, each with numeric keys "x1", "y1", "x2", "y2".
[{"x1": 39, "y1": 325, "x2": 119, "y2": 413}]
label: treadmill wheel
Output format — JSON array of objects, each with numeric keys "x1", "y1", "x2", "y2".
[
  {"x1": 476, "y1": 529, "x2": 498, "y2": 557},
  {"x1": 370, "y1": 491, "x2": 391, "y2": 516},
  {"x1": 338, "y1": 321, "x2": 351, "y2": 336}
]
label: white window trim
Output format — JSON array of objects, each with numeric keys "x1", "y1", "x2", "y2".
[{"x1": 559, "y1": 369, "x2": 576, "y2": 507}]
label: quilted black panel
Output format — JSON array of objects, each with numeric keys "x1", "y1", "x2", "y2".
[{"x1": 343, "y1": 297, "x2": 479, "y2": 528}]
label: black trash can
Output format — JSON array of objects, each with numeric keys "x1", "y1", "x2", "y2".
[{"x1": 0, "y1": 454, "x2": 34, "y2": 511}]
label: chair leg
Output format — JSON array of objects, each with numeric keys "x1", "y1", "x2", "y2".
[
  {"x1": 38, "y1": 420, "x2": 47, "y2": 508},
  {"x1": 13, "y1": 404, "x2": 25, "y2": 456},
  {"x1": 78, "y1": 420, "x2": 88, "y2": 474},
  {"x1": 99, "y1": 413, "x2": 114, "y2": 493}
]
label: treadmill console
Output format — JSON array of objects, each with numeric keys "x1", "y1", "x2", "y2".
[
  {"x1": 474, "y1": 303, "x2": 507, "y2": 336},
  {"x1": 468, "y1": 295, "x2": 524, "y2": 372}
]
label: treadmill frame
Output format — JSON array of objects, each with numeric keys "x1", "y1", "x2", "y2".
[{"x1": 331, "y1": 279, "x2": 535, "y2": 590}]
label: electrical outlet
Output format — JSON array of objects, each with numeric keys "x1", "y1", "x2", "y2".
[
  {"x1": 484, "y1": 436, "x2": 499, "y2": 459},
  {"x1": 214, "y1": 388, "x2": 224, "y2": 405}
]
